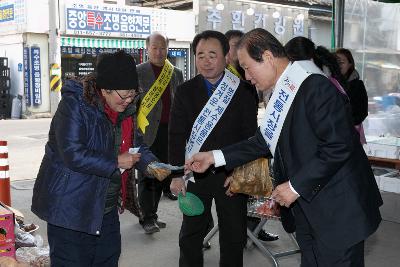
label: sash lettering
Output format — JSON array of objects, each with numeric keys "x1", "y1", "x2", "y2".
[
  {"x1": 185, "y1": 69, "x2": 240, "y2": 160},
  {"x1": 260, "y1": 60, "x2": 324, "y2": 155},
  {"x1": 137, "y1": 59, "x2": 174, "y2": 133}
]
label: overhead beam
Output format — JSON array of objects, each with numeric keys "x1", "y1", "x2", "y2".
[{"x1": 141, "y1": 0, "x2": 192, "y2": 9}]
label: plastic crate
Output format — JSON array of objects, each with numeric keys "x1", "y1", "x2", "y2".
[
  {"x1": 0, "y1": 94, "x2": 11, "y2": 119},
  {"x1": 0, "y1": 89, "x2": 10, "y2": 97},
  {"x1": 0, "y1": 77, "x2": 10, "y2": 89},
  {"x1": 0, "y1": 93, "x2": 10, "y2": 102},
  {"x1": 0, "y1": 58, "x2": 8, "y2": 68},
  {"x1": 0, "y1": 67, "x2": 10, "y2": 77}
]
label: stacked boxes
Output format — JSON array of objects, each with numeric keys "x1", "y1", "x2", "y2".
[
  {"x1": 372, "y1": 167, "x2": 400, "y2": 194},
  {"x1": 0, "y1": 57, "x2": 11, "y2": 119},
  {"x1": 0, "y1": 202, "x2": 15, "y2": 258},
  {"x1": 364, "y1": 136, "x2": 400, "y2": 159}
]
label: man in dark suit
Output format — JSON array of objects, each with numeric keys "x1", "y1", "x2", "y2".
[
  {"x1": 168, "y1": 30, "x2": 258, "y2": 267},
  {"x1": 186, "y1": 28, "x2": 383, "y2": 267},
  {"x1": 225, "y1": 29, "x2": 279, "y2": 243},
  {"x1": 136, "y1": 32, "x2": 184, "y2": 234}
]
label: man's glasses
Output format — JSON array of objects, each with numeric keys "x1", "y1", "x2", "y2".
[{"x1": 115, "y1": 90, "x2": 139, "y2": 101}]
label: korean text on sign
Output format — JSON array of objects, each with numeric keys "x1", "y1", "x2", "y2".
[
  {"x1": 66, "y1": 8, "x2": 151, "y2": 35},
  {"x1": 30, "y1": 47, "x2": 42, "y2": 106}
]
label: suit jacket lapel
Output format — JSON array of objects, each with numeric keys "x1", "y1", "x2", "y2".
[{"x1": 141, "y1": 62, "x2": 156, "y2": 92}]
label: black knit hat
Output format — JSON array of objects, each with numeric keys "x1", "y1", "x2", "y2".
[{"x1": 96, "y1": 50, "x2": 138, "y2": 90}]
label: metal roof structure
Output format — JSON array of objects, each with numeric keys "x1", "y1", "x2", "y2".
[{"x1": 129, "y1": 0, "x2": 332, "y2": 10}]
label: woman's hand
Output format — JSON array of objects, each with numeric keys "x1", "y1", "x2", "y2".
[{"x1": 118, "y1": 152, "x2": 141, "y2": 170}]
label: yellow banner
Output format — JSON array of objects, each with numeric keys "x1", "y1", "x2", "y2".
[
  {"x1": 137, "y1": 59, "x2": 174, "y2": 133},
  {"x1": 227, "y1": 64, "x2": 242, "y2": 79}
]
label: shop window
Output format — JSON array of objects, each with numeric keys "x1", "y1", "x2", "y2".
[{"x1": 61, "y1": 47, "x2": 144, "y2": 81}]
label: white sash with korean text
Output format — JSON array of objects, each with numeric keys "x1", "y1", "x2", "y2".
[
  {"x1": 260, "y1": 60, "x2": 324, "y2": 155},
  {"x1": 185, "y1": 69, "x2": 240, "y2": 160}
]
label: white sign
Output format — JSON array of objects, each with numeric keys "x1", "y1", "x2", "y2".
[
  {"x1": 200, "y1": 0, "x2": 308, "y2": 42},
  {"x1": 64, "y1": 3, "x2": 195, "y2": 41}
]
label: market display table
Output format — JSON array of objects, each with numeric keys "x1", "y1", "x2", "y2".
[
  {"x1": 203, "y1": 198, "x2": 300, "y2": 267},
  {"x1": 368, "y1": 156, "x2": 400, "y2": 170}
]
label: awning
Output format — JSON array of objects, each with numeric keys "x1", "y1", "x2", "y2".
[{"x1": 60, "y1": 37, "x2": 145, "y2": 49}]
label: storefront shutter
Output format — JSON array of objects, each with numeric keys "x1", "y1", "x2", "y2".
[{"x1": 61, "y1": 37, "x2": 145, "y2": 49}]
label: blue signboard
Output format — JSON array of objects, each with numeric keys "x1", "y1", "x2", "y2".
[
  {"x1": 0, "y1": 4, "x2": 14, "y2": 23},
  {"x1": 30, "y1": 46, "x2": 42, "y2": 106},
  {"x1": 66, "y1": 8, "x2": 151, "y2": 36},
  {"x1": 168, "y1": 50, "x2": 187, "y2": 58},
  {"x1": 23, "y1": 47, "x2": 31, "y2": 106}
]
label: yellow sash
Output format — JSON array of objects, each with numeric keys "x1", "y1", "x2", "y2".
[
  {"x1": 137, "y1": 59, "x2": 174, "y2": 134},
  {"x1": 227, "y1": 64, "x2": 242, "y2": 79}
]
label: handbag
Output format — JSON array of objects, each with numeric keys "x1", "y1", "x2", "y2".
[
  {"x1": 229, "y1": 158, "x2": 273, "y2": 197},
  {"x1": 125, "y1": 171, "x2": 144, "y2": 220}
]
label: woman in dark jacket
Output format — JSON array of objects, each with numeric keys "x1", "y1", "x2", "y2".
[
  {"x1": 336, "y1": 49, "x2": 369, "y2": 124},
  {"x1": 31, "y1": 51, "x2": 170, "y2": 266}
]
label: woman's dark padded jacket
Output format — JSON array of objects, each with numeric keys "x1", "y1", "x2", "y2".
[
  {"x1": 31, "y1": 77, "x2": 153, "y2": 235},
  {"x1": 345, "y1": 70, "x2": 368, "y2": 125}
]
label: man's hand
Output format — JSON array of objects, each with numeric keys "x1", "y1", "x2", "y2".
[
  {"x1": 224, "y1": 176, "x2": 234, "y2": 197},
  {"x1": 170, "y1": 177, "x2": 186, "y2": 196},
  {"x1": 271, "y1": 181, "x2": 299, "y2": 208},
  {"x1": 118, "y1": 152, "x2": 141, "y2": 169},
  {"x1": 185, "y1": 151, "x2": 215, "y2": 173}
]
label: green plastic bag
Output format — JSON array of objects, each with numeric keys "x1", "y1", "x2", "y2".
[{"x1": 178, "y1": 192, "x2": 204, "y2": 216}]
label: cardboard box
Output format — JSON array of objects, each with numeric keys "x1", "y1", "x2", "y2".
[
  {"x1": 0, "y1": 202, "x2": 15, "y2": 258},
  {"x1": 0, "y1": 242, "x2": 15, "y2": 258},
  {"x1": 380, "y1": 172, "x2": 400, "y2": 194},
  {"x1": 372, "y1": 167, "x2": 399, "y2": 193}
]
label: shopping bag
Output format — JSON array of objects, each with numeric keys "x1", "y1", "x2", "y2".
[{"x1": 229, "y1": 158, "x2": 273, "y2": 197}]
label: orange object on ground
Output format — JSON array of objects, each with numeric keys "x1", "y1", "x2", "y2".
[{"x1": 0, "y1": 141, "x2": 11, "y2": 206}]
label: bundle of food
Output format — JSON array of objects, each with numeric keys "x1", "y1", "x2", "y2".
[
  {"x1": 247, "y1": 197, "x2": 280, "y2": 219},
  {"x1": 15, "y1": 219, "x2": 39, "y2": 248},
  {"x1": 147, "y1": 162, "x2": 183, "y2": 181},
  {"x1": 30, "y1": 255, "x2": 50, "y2": 267},
  {"x1": 16, "y1": 247, "x2": 50, "y2": 267},
  {"x1": 230, "y1": 158, "x2": 273, "y2": 196}
]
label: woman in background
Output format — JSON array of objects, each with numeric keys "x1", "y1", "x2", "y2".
[{"x1": 336, "y1": 48, "x2": 368, "y2": 143}]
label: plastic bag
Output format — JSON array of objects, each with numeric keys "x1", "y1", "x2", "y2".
[
  {"x1": 15, "y1": 232, "x2": 49, "y2": 267},
  {"x1": 230, "y1": 158, "x2": 273, "y2": 197},
  {"x1": 147, "y1": 162, "x2": 173, "y2": 181},
  {"x1": 16, "y1": 245, "x2": 50, "y2": 267},
  {"x1": 14, "y1": 224, "x2": 42, "y2": 249},
  {"x1": 15, "y1": 231, "x2": 36, "y2": 248}
]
